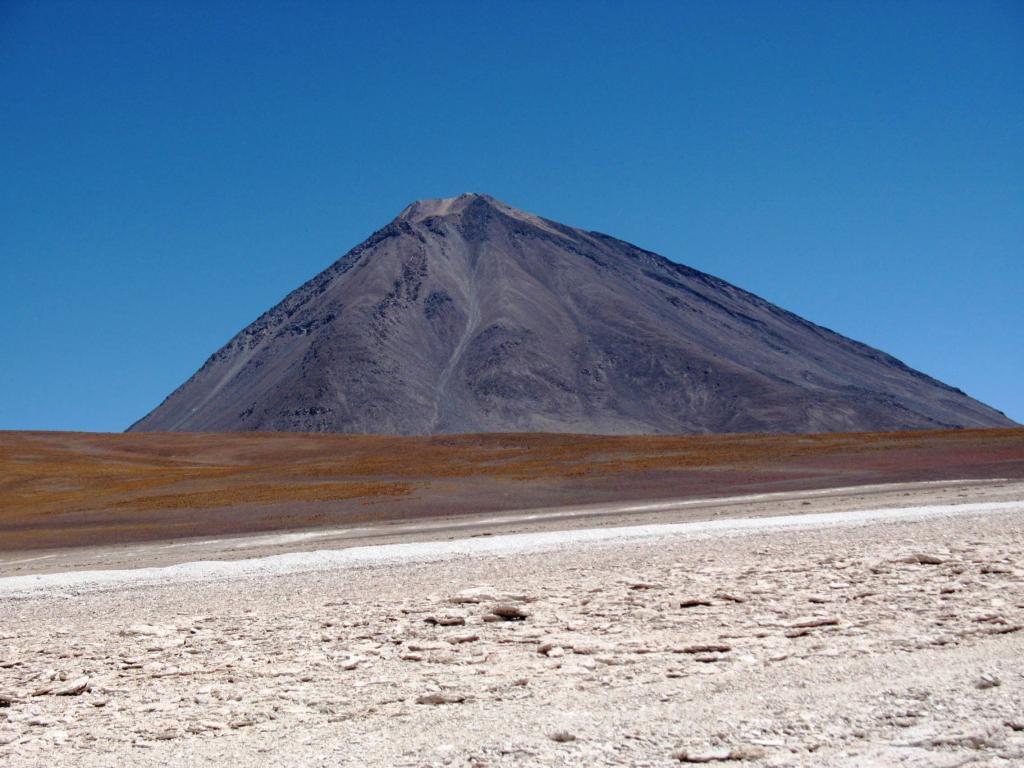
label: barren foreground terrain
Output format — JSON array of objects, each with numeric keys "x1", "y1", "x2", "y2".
[{"x1": 2, "y1": 482, "x2": 1023, "y2": 767}]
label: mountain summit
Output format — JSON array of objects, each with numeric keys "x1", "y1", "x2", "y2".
[{"x1": 130, "y1": 194, "x2": 1013, "y2": 434}]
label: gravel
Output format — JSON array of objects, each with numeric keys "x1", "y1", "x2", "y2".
[{"x1": 1, "y1": 495, "x2": 1022, "y2": 766}]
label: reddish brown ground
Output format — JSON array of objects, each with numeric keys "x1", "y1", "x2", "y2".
[{"x1": 2, "y1": 428, "x2": 1022, "y2": 551}]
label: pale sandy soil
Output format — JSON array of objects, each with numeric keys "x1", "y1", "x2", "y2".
[{"x1": 1, "y1": 482, "x2": 1023, "y2": 767}]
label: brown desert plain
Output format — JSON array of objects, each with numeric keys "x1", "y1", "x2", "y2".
[{"x1": 2, "y1": 427, "x2": 1023, "y2": 555}]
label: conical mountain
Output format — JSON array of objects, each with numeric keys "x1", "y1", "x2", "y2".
[{"x1": 130, "y1": 193, "x2": 1014, "y2": 434}]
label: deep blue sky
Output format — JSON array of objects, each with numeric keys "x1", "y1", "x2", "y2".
[{"x1": 2, "y1": 1, "x2": 1021, "y2": 431}]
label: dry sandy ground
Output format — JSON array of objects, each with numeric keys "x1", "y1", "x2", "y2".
[
  {"x1": 1, "y1": 483, "x2": 1023, "y2": 767},
  {"x1": 3, "y1": 478, "x2": 1020, "y2": 578}
]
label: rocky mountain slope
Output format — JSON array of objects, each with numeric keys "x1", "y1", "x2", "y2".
[{"x1": 129, "y1": 193, "x2": 1014, "y2": 434}]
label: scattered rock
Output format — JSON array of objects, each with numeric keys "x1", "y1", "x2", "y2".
[
  {"x1": 983, "y1": 624, "x2": 1022, "y2": 635},
  {"x1": 52, "y1": 676, "x2": 90, "y2": 696},
  {"x1": 4, "y1": 492, "x2": 1023, "y2": 766},
  {"x1": 693, "y1": 653, "x2": 728, "y2": 663},
  {"x1": 678, "y1": 598, "x2": 713, "y2": 608},
  {"x1": 450, "y1": 587, "x2": 532, "y2": 605},
  {"x1": 490, "y1": 604, "x2": 530, "y2": 621},
  {"x1": 677, "y1": 745, "x2": 766, "y2": 762},
  {"x1": 538, "y1": 639, "x2": 574, "y2": 656},
  {"x1": 627, "y1": 582, "x2": 662, "y2": 590},
  {"x1": 450, "y1": 587, "x2": 500, "y2": 604},
  {"x1": 911, "y1": 732, "x2": 1000, "y2": 749},
  {"x1": 897, "y1": 553, "x2": 945, "y2": 565},
  {"x1": 713, "y1": 592, "x2": 746, "y2": 603},
  {"x1": 195, "y1": 720, "x2": 229, "y2": 732},
  {"x1": 416, "y1": 693, "x2": 468, "y2": 705},
  {"x1": 122, "y1": 624, "x2": 174, "y2": 637},
  {"x1": 675, "y1": 644, "x2": 732, "y2": 654},
  {"x1": 975, "y1": 673, "x2": 1001, "y2": 689},
  {"x1": 981, "y1": 564, "x2": 1013, "y2": 574},
  {"x1": 406, "y1": 642, "x2": 445, "y2": 652},
  {"x1": 549, "y1": 730, "x2": 577, "y2": 742},
  {"x1": 789, "y1": 617, "x2": 840, "y2": 629}
]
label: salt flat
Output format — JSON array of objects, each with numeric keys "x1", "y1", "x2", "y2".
[
  {"x1": 1, "y1": 496, "x2": 1022, "y2": 598},
  {"x1": 4, "y1": 477, "x2": 1020, "y2": 579},
  {"x1": 2, "y1": 484, "x2": 1023, "y2": 766}
]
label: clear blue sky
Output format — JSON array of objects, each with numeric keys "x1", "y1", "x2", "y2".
[{"x1": 2, "y1": 1, "x2": 1021, "y2": 431}]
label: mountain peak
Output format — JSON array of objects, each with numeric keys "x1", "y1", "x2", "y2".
[
  {"x1": 397, "y1": 192, "x2": 496, "y2": 222},
  {"x1": 397, "y1": 193, "x2": 566, "y2": 237}
]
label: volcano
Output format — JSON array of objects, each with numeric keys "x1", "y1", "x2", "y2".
[{"x1": 130, "y1": 194, "x2": 1013, "y2": 434}]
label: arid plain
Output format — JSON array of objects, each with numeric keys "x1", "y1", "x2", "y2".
[
  {"x1": 2, "y1": 427, "x2": 1022, "y2": 560},
  {"x1": 2, "y1": 429, "x2": 1024, "y2": 767}
]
